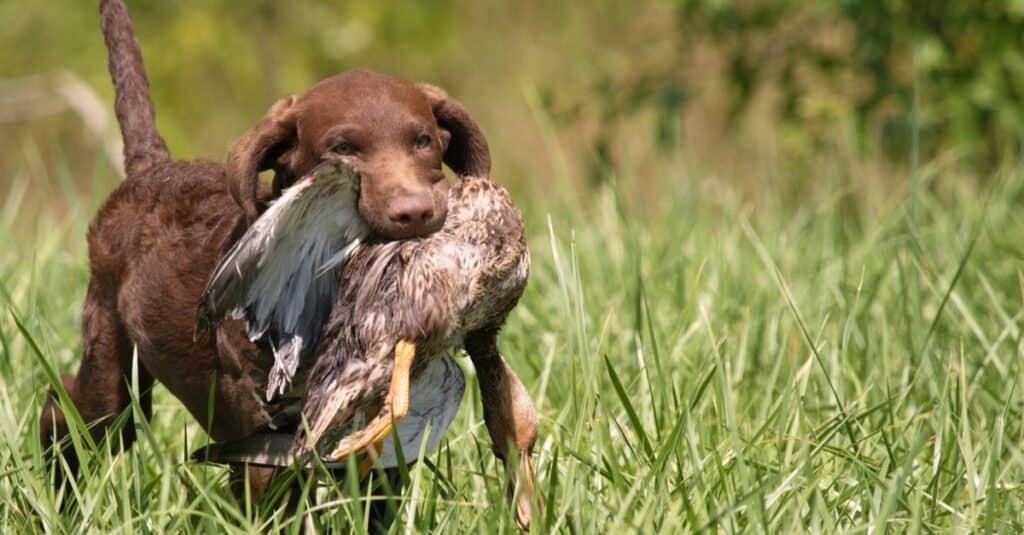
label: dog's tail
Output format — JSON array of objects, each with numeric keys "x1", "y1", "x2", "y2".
[{"x1": 99, "y1": 0, "x2": 170, "y2": 176}]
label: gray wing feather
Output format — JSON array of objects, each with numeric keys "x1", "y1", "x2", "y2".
[
  {"x1": 196, "y1": 161, "x2": 369, "y2": 400},
  {"x1": 191, "y1": 433, "x2": 296, "y2": 467}
]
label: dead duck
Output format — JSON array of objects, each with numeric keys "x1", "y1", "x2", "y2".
[
  {"x1": 195, "y1": 158, "x2": 541, "y2": 529},
  {"x1": 292, "y1": 167, "x2": 531, "y2": 464}
]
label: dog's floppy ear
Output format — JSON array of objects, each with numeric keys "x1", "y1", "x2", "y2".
[
  {"x1": 416, "y1": 83, "x2": 491, "y2": 178},
  {"x1": 227, "y1": 95, "x2": 298, "y2": 223}
]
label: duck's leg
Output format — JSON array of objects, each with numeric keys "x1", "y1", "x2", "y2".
[
  {"x1": 357, "y1": 404, "x2": 386, "y2": 480},
  {"x1": 357, "y1": 441, "x2": 383, "y2": 480},
  {"x1": 465, "y1": 328, "x2": 542, "y2": 531},
  {"x1": 322, "y1": 340, "x2": 415, "y2": 463}
]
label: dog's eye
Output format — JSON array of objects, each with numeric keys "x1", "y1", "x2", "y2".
[
  {"x1": 415, "y1": 134, "x2": 432, "y2": 149},
  {"x1": 333, "y1": 142, "x2": 356, "y2": 155}
]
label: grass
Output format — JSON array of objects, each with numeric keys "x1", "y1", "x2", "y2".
[{"x1": 1, "y1": 143, "x2": 1023, "y2": 533}]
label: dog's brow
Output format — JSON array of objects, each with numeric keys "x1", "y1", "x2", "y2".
[{"x1": 320, "y1": 125, "x2": 367, "y2": 150}]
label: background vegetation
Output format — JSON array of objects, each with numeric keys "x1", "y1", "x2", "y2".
[{"x1": 2, "y1": 0, "x2": 1023, "y2": 532}]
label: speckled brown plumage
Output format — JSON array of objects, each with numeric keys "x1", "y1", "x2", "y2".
[
  {"x1": 293, "y1": 174, "x2": 530, "y2": 456},
  {"x1": 192, "y1": 169, "x2": 541, "y2": 529}
]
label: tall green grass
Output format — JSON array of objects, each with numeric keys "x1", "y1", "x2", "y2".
[{"x1": 2, "y1": 144, "x2": 1023, "y2": 533}]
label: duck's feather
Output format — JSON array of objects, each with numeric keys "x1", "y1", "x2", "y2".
[
  {"x1": 193, "y1": 175, "x2": 527, "y2": 469},
  {"x1": 191, "y1": 432, "x2": 295, "y2": 467},
  {"x1": 195, "y1": 160, "x2": 369, "y2": 400},
  {"x1": 292, "y1": 176, "x2": 528, "y2": 460},
  {"x1": 374, "y1": 353, "x2": 466, "y2": 466},
  {"x1": 190, "y1": 354, "x2": 466, "y2": 468}
]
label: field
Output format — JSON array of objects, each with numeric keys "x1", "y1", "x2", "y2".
[
  {"x1": 4, "y1": 2, "x2": 1024, "y2": 533},
  {"x1": 3, "y1": 141, "x2": 1023, "y2": 532}
]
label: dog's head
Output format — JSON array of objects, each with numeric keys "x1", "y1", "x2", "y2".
[{"x1": 227, "y1": 69, "x2": 490, "y2": 240}]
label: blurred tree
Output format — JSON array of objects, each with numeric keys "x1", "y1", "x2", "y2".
[
  {"x1": 672, "y1": 0, "x2": 1024, "y2": 166},
  {"x1": 534, "y1": 0, "x2": 1024, "y2": 182},
  {"x1": 4, "y1": 0, "x2": 1023, "y2": 203}
]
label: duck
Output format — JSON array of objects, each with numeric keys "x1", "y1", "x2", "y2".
[
  {"x1": 290, "y1": 167, "x2": 531, "y2": 467},
  {"x1": 194, "y1": 158, "x2": 541, "y2": 528}
]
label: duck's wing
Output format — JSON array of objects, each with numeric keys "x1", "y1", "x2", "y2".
[
  {"x1": 193, "y1": 337, "x2": 404, "y2": 469},
  {"x1": 195, "y1": 160, "x2": 369, "y2": 400},
  {"x1": 320, "y1": 340, "x2": 416, "y2": 463},
  {"x1": 374, "y1": 352, "x2": 466, "y2": 467},
  {"x1": 190, "y1": 432, "x2": 296, "y2": 467},
  {"x1": 292, "y1": 340, "x2": 414, "y2": 464},
  {"x1": 192, "y1": 352, "x2": 465, "y2": 470}
]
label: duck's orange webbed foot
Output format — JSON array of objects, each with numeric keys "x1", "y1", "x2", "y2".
[{"x1": 322, "y1": 340, "x2": 415, "y2": 465}]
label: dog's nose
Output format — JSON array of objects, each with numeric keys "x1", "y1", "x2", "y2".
[{"x1": 387, "y1": 195, "x2": 435, "y2": 229}]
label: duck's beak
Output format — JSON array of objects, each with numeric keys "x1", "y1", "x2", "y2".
[
  {"x1": 512, "y1": 452, "x2": 540, "y2": 530},
  {"x1": 322, "y1": 340, "x2": 416, "y2": 464}
]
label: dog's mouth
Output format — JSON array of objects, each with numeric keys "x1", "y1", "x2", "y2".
[
  {"x1": 358, "y1": 184, "x2": 449, "y2": 241},
  {"x1": 309, "y1": 157, "x2": 448, "y2": 241},
  {"x1": 360, "y1": 201, "x2": 447, "y2": 241}
]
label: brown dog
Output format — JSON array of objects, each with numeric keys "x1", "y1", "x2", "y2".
[{"x1": 39, "y1": 0, "x2": 494, "y2": 503}]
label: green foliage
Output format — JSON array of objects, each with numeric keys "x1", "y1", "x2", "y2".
[
  {"x1": 683, "y1": 0, "x2": 1024, "y2": 164},
  {"x1": 6, "y1": 1, "x2": 1024, "y2": 192},
  {"x1": 3, "y1": 139, "x2": 1024, "y2": 531},
  {"x1": 530, "y1": 0, "x2": 1024, "y2": 182},
  {"x1": 0, "y1": 1, "x2": 462, "y2": 165},
  {"x1": 4, "y1": 1, "x2": 1024, "y2": 532}
]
